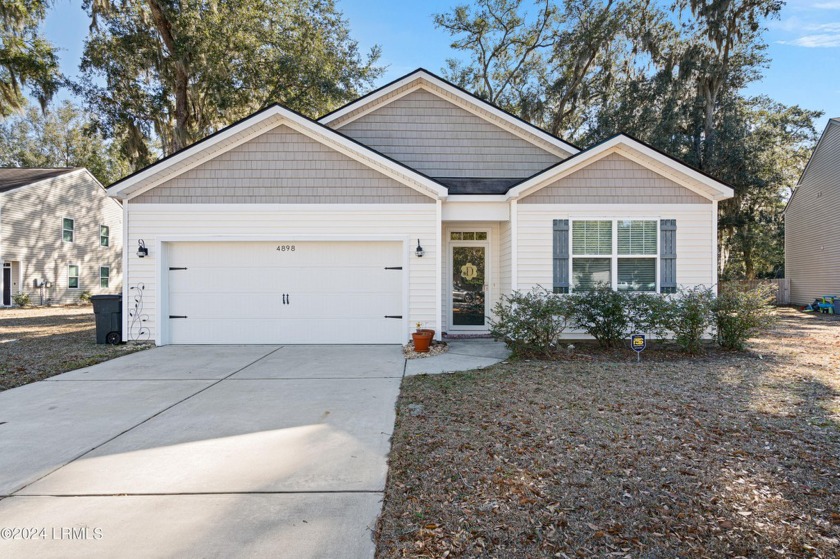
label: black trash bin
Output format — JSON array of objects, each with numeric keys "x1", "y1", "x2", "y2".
[{"x1": 91, "y1": 294, "x2": 123, "y2": 345}]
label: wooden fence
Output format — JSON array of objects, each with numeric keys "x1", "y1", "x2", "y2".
[{"x1": 719, "y1": 278, "x2": 790, "y2": 305}]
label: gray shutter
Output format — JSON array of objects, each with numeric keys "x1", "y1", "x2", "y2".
[
  {"x1": 660, "y1": 219, "x2": 676, "y2": 293},
  {"x1": 553, "y1": 219, "x2": 569, "y2": 294}
]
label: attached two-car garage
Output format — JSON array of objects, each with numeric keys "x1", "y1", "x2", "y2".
[{"x1": 164, "y1": 240, "x2": 406, "y2": 345}]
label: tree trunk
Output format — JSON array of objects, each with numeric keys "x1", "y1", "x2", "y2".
[{"x1": 147, "y1": 0, "x2": 190, "y2": 154}]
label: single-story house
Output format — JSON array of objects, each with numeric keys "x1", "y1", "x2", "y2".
[
  {"x1": 1, "y1": 168, "x2": 123, "y2": 306},
  {"x1": 785, "y1": 117, "x2": 840, "y2": 305},
  {"x1": 107, "y1": 69, "x2": 733, "y2": 345}
]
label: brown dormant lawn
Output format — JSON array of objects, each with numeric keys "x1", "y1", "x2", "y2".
[
  {"x1": 377, "y1": 308, "x2": 840, "y2": 558},
  {"x1": 0, "y1": 306, "x2": 148, "y2": 391}
]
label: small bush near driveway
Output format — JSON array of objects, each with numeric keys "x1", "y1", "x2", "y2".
[{"x1": 376, "y1": 308, "x2": 840, "y2": 558}]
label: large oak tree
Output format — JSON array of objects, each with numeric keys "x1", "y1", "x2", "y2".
[{"x1": 76, "y1": 0, "x2": 383, "y2": 167}]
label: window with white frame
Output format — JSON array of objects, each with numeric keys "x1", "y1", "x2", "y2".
[
  {"x1": 571, "y1": 219, "x2": 658, "y2": 292},
  {"x1": 100, "y1": 225, "x2": 110, "y2": 247},
  {"x1": 68, "y1": 265, "x2": 79, "y2": 289},
  {"x1": 100, "y1": 266, "x2": 110, "y2": 288},
  {"x1": 63, "y1": 218, "x2": 75, "y2": 243}
]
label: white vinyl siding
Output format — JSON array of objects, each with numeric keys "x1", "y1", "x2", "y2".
[
  {"x1": 125, "y1": 204, "x2": 438, "y2": 344},
  {"x1": 785, "y1": 120, "x2": 840, "y2": 305},
  {"x1": 517, "y1": 204, "x2": 716, "y2": 293}
]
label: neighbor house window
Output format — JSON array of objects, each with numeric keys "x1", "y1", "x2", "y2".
[
  {"x1": 100, "y1": 266, "x2": 110, "y2": 288},
  {"x1": 571, "y1": 219, "x2": 658, "y2": 292},
  {"x1": 100, "y1": 225, "x2": 110, "y2": 247},
  {"x1": 63, "y1": 218, "x2": 75, "y2": 243},
  {"x1": 68, "y1": 265, "x2": 79, "y2": 289}
]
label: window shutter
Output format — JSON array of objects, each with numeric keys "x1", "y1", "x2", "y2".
[
  {"x1": 553, "y1": 219, "x2": 569, "y2": 293},
  {"x1": 660, "y1": 219, "x2": 676, "y2": 293}
]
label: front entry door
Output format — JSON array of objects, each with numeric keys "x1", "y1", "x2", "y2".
[
  {"x1": 2, "y1": 264, "x2": 10, "y2": 306},
  {"x1": 451, "y1": 244, "x2": 488, "y2": 329}
]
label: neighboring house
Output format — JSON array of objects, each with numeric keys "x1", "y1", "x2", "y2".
[
  {"x1": 785, "y1": 118, "x2": 840, "y2": 305},
  {"x1": 107, "y1": 69, "x2": 733, "y2": 345},
  {"x1": 0, "y1": 168, "x2": 123, "y2": 306}
]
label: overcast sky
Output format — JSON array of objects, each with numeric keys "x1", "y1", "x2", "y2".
[{"x1": 42, "y1": 0, "x2": 840, "y2": 132}]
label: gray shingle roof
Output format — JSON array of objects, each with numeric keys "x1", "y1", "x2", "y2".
[{"x1": 0, "y1": 168, "x2": 79, "y2": 193}]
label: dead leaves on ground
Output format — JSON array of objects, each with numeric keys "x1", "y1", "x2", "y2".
[{"x1": 376, "y1": 309, "x2": 840, "y2": 558}]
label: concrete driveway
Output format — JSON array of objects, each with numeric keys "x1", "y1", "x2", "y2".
[{"x1": 0, "y1": 345, "x2": 405, "y2": 558}]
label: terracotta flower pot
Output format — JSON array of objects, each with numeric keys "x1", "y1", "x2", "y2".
[
  {"x1": 417, "y1": 329, "x2": 435, "y2": 339},
  {"x1": 411, "y1": 330, "x2": 433, "y2": 353}
]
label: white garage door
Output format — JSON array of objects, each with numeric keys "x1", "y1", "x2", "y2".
[{"x1": 166, "y1": 241, "x2": 404, "y2": 344}]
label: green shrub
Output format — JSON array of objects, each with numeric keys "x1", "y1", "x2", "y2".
[
  {"x1": 489, "y1": 287, "x2": 572, "y2": 357},
  {"x1": 79, "y1": 290, "x2": 93, "y2": 304},
  {"x1": 567, "y1": 286, "x2": 629, "y2": 348},
  {"x1": 713, "y1": 284, "x2": 777, "y2": 350},
  {"x1": 626, "y1": 292, "x2": 671, "y2": 341},
  {"x1": 666, "y1": 286, "x2": 715, "y2": 355},
  {"x1": 12, "y1": 292, "x2": 31, "y2": 307}
]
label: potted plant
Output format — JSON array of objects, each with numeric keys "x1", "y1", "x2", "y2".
[{"x1": 411, "y1": 322, "x2": 433, "y2": 353}]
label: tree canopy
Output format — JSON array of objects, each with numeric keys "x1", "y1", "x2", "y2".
[
  {"x1": 0, "y1": 100, "x2": 130, "y2": 185},
  {"x1": 75, "y1": 0, "x2": 383, "y2": 167},
  {"x1": 436, "y1": 0, "x2": 821, "y2": 279},
  {"x1": 0, "y1": 0, "x2": 61, "y2": 117}
]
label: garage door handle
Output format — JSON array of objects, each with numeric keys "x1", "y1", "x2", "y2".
[
  {"x1": 384, "y1": 266, "x2": 402, "y2": 270},
  {"x1": 169, "y1": 267, "x2": 188, "y2": 271},
  {"x1": 384, "y1": 315, "x2": 402, "y2": 319},
  {"x1": 169, "y1": 315, "x2": 188, "y2": 319}
]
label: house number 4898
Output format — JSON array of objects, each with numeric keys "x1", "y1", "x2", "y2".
[{"x1": 276, "y1": 245, "x2": 296, "y2": 252}]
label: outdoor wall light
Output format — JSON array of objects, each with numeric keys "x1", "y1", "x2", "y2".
[
  {"x1": 44, "y1": 281, "x2": 52, "y2": 288},
  {"x1": 415, "y1": 239, "x2": 424, "y2": 258},
  {"x1": 137, "y1": 239, "x2": 149, "y2": 258}
]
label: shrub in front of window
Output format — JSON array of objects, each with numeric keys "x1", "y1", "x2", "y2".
[
  {"x1": 626, "y1": 292, "x2": 671, "y2": 341},
  {"x1": 12, "y1": 292, "x2": 31, "y2": 307},
  {"x1": 665, "y1": 286, "x2": 715, "y2": 355},
  {"x1": 567, "y1": 285, "x2": 630, "y2": 348},
  {"x1": 489, "y1": 287, "x2": 572, "y2": 357},
  {"x1": 713, "y1": 284, "x2": 777, "y2": 350}
]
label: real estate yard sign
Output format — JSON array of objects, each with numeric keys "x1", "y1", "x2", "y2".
[{"x1": 630, "y1": 334, "x2": 646, "y2": 362}]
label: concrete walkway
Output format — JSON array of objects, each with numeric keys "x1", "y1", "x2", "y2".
[
  {"x1": 405, "y1": 339, "x2": 510, "y2": 375},
  {"x1": 0, "y1": 341, "x2": 508, "y2": 558}
]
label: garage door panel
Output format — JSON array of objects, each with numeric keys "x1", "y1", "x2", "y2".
[
  {"x1": 170, "y1": 318, "x2": 402, "y2": 345},
  {"x1": 169, "y1": 267, "x2": 402, "y2": 294},
  {"x1": 169, "y1": 242, "x2": 402, "y2": 268},
  {"x1": 166, "y1": 241, "x2": 405, "y2": 345},
  {"x1": 169, "y1": 292, "x2": 402, "y2": 320}
]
